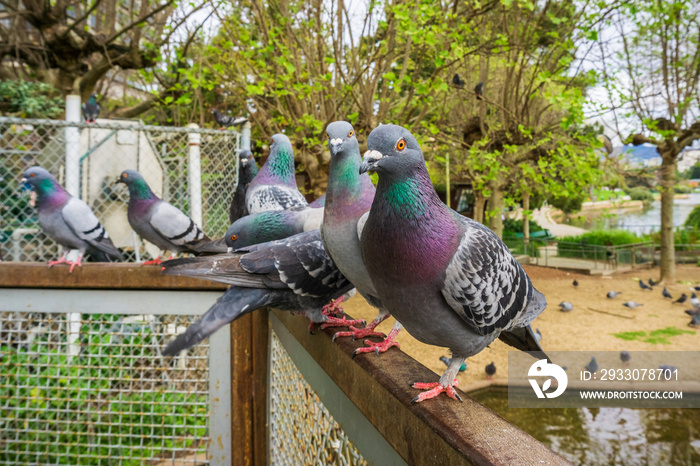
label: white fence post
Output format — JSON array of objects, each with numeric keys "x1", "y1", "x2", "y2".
[
  {"x1": 241, "y1": 121, "x2": 251, "y2": 152},
  {"x1": 187, "y1": 124, "x2": 203, "y2": 227},
  {"x1": 64, "y1": 95, "x2": 81, "y2": 197}
]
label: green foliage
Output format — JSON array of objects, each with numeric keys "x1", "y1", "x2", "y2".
[
  {"x1": 0, "y1": 81, "x2": 63, "y2": 118},
  {"x1": 685, "y1": 206, "x2": 700, "y2": 229},
  {"x1": 674, "y1": 184, "x2": 692, "y2": 194},
  {"x1": 611, "y1": 327, "x2": 695, "y2": 345},
  {"x1": 548, "y1": 194, "x2": 586, "y2": 214},
  {"x1": 626, "y1": 187, "x2": 655, "y2": 203},
  {"x1": 503, "y1": 217, "x2": 545, "y2": 236},
  {"x1": 559, "y1": 229, "x2": 642, "y2": 246}
]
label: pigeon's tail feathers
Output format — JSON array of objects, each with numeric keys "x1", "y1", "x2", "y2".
[
  {"x1": 161, "y1": 254, "x2": 267, "y2": 288},
  {"x1": 498, "y1": 325, "x2": 550, "y2": 362},
  {"x1": 88, "y1": 241, "x2": 123, "y2": 261},
  {"x1": 187, "y1": 237, "x2": 228, "y2": 255},
  {"x1": 89, "y1": 248, "x2": 123, "y2": 262},
  {"x1": 162, "y1": 287, "x2": 271, "y2": 355}
]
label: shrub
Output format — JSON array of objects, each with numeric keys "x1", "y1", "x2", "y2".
[
  {"x1": 675, "y1": 184, "x2": 692, "y2": 194},
  {"x1": 685, "y1": 206, "x2": 700, "y2": 230},
  {"x1": 558, "y1": 229, "x2": 642, "y2": 246},
  {"x1": 503, "y1": 217, "x2": 544, "y2": 236},
  {"x1": 0, "y1": 80, "x2": 64, "y2": 118},
  {"x1": 626, "y1": 187, "x2": 655, "y2": 203}
]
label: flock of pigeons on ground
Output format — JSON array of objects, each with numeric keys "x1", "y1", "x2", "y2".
[
  {"x1": 558, "y1": 278, "x2": 700, "y2": 328},
  {"x1": 20, "y1": 121, "x2": 551, "y2": 402}
]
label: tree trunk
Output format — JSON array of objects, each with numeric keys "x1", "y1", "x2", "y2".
[
  {"x1": 298, "y1": 147, "x2": 328, "y2": 197},
  {"x1": 473, "y1": 192, "x2": 486, "y2": 224},
  {"x1": 487, "y1": 181, "x2": 505, "y2": 239},
  {"x1": 659, "y1": 152, "x2": 676, "y2": 282},
  {"x1": 522, "y1": 191, "x2": 530, "y2": 241}
]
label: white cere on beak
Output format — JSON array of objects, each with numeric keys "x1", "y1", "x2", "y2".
[
  {"x1": 227, "y1": 247, "x2": 234, "y2": 254},
  {"x1": 330, "y1": 137, "x2": 343, "y2": 148},
  {"x1": 363, "y1": 150, "x2": 384, "y2": 163}
]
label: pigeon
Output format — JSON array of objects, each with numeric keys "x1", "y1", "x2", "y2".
[
  {"x1": 558, "y1": 301, "x2": 574, "y2": 312},
  {"x1": 687, "y1": 312, "x2": 700, "y2": 328},
  {"x1": 245, "y1": 134, "x2": 308, "y2": 215},
  {"x1": 535, "y1": 328, "x2": 542, "y2": 342},
  {"x1": 662, "y1": 287, "x2": 672, "y2": 299},
  {"x1": 116, "y1": 170, "x2": 211, "y2": 264},
  {"x1": 623, "y1": 301, "x2": 643, "y2": 308},
  {"x1": 224, "y1": 206, "x2": 323, "y2": 250},
  {"x1": 452, "y1": 73, "x2": 466, "y2": 88},
  {"x1": 212, "y1": 109, "x2": 247, "y2": 128},
  {"x1": 229, "y1": 150, "x2": 258, "y2": 224},
  {"x1": 648, "y1": 278, "x2": 658, "y2": 287},
  {"x1": 359, "y1": 124, "x2": 547, "y2": 402},
  {"x1": 673, "y1": 294, "x2": 688, "y2": 304},
  {"x1": 585, "y1": 357, "x2": 599, "y2": 373},
  {"x1": 639, "y1": 279, "x2": 652, "y2": 290},
  {"x1": 607, "y1": 291, "x2": 622, "y2": 299},
  {"x1": 620, "y1": 351, "x2": 631, "y2": 365},
  {"x1": 82, "y1": 94, "x2": 100, "y2": 123},
  {"x1": 321, "y1": 121, "x2": 402, "y2": 355},
  {"x1": 161, "y1": 230, "x2": 361, "y2": 355},
  {"x1": 693, "y1": 285, "x2": 700, "y2": 292},
  {"x1": 21, "y1": 167, "x2": 123, "y2": 272},
  {"x1": 474, "y1": 82, "x2": 484, "y2": 100},
  {"x1": 659, "y1": 364, "x2": 677, "y2": 374},
  {"x1": 690, "y1": 293, "x2": 699, "y2": 308},
  {"x1": 485, "y1": 362, "x2": 496, "y2": 380},
  {"x1": 573, "y1": 279, "x2": 578, "y2": 287},
  {"x1": 440, "y1": 356, "x2": 467, "y2": 372}
]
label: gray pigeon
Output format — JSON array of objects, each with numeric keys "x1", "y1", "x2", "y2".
[
  {"x1": 359, "y1": 125, "x2": 547, "y2": 402},
  {"x1": 245, "y1": 134, "x2": 308, "y2": 214},
  {"x1": 691, "y1": 293, "x2": 699, "y2": 308},
  {"x1": 639, "y1": 279, "x2": 652, "y2": 291},
  {"x1": 662, "y1": 287, "x2": 672, "y2": 299},
  {"x1": 607, "y1": 291, "x2": 622, "y2": 299},
  {"x1": 225, "y1": 206, "x2": 323, "y2": 250},
  {"x1": 673, "y1": 293, "x2": 688, "y2": 304},
  {"x1": 321, "y1": 121, "x2": 402, "y2": 356},
  {"x1": 485, "y1": 362, "x2": 496, "y2": 379},
  {"x1": 82, "y1": 94, "x2": 100, "y2": 123},
  {"x1": 161, "y1": 230, "x2": 361, "y2": 355},
  {"x1": 229, "y1": 150, "x2": 258, "y2": 223},
  {"x1": 687, "y1": 311, "x2": 700, "y2": 328},
  {"x1": 212, "y1": 109, "x2": 247, "y2": 128},
  {"x1": 21, "y1": 167, "x2": 123, "y2": 272},
  {"x1": 558, "y1": 301, "x2": 574, "y2": 312},
  {"x1": 117, "y1": 170, "x2": 210, "y2": 264},
  {"x1": 620, "y1": 351, "x2": 631, "y2": 365},
  {"x1": 585, "y1": 357, "x2": 599, "y2": 373},
  {"x1": 623, "y1": 301, "x2": 643, "y2": 308}
]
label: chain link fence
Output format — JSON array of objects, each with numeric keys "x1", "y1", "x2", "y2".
[{"x1": 0, "y1": 117, "x2": 243, "y2": 262}]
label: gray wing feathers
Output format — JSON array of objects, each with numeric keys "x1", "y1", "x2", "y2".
[
  {"x1": 441, "y1": 220, "x2": 536, "y2": 336},
  {"x1": 61, "y1": 198, "x2": 120, "y2": 257},
  {"x1": 150, "y1": 202, "x2": 205, "y2": 247},
  {"x1": 246, "y1": 185, "x2": 308, "y2": 214},
  {"x1": 356, "y1": 212, "x2": 369, "y2": 241}
]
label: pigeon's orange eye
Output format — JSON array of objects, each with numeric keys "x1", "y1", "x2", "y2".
[
  {"x1": 396, "y1": 138, "x2": 406, "y2": 151},
  {"x1": 249, "y1": 155, "x2": 253, "y2": 159},
  {"x1": 269, "y1": 138, "x2": 274, "y2": 146},
  {"x1": 123, "y1": 173, "x2": 128, "y2": 178},
  {"x1": 326, "y1": 133, "x2": 330, "y2": 140},
  {"x1": 348, "y1": 130, "x2": 354, "y2": 137},
  {"x1": 231, "y1": 235, "x2": 237, "y2": 241},
  {"x1": 29, "y1": 173, "x2": 35, "y2": 178}
]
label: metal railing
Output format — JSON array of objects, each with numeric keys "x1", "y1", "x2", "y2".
[
  {"x1": 0, "y1": 116, "x2": 246, "y2": 262},
  {"x1": 1, "y1": 263, "x2": 569, "y2": 465}
]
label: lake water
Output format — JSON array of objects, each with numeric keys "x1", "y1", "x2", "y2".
[
  {"x1": 562, "y1": 193, "x2": 700, "y2": 235},
  {"x1": 472, "y1": 388, "x2": 700, "y2": 465}
]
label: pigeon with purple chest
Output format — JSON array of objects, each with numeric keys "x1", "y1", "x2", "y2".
[
  {"x1": 321, "y1": 121, "x2": 402, "y2": 355},
  {"x1": 21, "y1": 166, "x2": 123, "y2": 272},
  {"x1": 224, "y1": 206, "x2": 324, "y2": 250},
  {"x1": 117, "y1": 170, "x2": 210, "y2": 264},
  {"x1": 245, "y1": 134, "x2": 308, "y2": 214},
  {"x1": 228, "y1": 150, "x2": 258, "y2": 224},
  {"x1": 359, "y1": 125, "x2": 548, "y2": 403}
]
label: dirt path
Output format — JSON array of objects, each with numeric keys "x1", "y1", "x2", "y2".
[
  {"x1": 530, "y1": 206, "x2": 587, "y2": 237},
  {"x1": 341, "y1": 265, "x2": 700, "y2": 391}
]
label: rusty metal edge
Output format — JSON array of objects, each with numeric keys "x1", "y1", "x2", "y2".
[{"x1": 272, "y1": 309, "x2": 572, "y2": 466}]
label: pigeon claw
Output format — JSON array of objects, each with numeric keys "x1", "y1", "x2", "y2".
[
  {"x1": 332, "y1": 326, "x2": 385, "y2": 342},
  {"x1": 319, "y1": 316, "x2": 366, "y2": 331},
  {"x1": 410, "y1": 380, "x2": 461, "y2": 403},
  {"x1": 352, "y1": 338, "x2": 400, "y2": 357},
  {"x1": 142, "y1": 257, "x2": 164, "y2": 266},
  {"x1": 322, "y1": 297, "x2": 346, "y2": 318}
]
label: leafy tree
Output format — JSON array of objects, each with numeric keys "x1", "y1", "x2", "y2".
[
  {"x1": 597, "y1": 0, "x2": 700, "y2": 282},
  {"x1": 0, "y1": 80, "x2": 63, "y2": 118}
]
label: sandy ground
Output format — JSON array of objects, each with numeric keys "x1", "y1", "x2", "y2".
[{"x1": 340, "y1": 265, "x2": 700, "y2": 390}]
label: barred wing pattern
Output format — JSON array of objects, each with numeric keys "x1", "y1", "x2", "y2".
[{"x1": 441, "y1": 219, "x2": 532, "y2": 336}]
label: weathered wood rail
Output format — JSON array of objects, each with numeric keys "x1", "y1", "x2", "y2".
[{"x1": 0, "y1": 263, "x2": 570, "y2": 465}]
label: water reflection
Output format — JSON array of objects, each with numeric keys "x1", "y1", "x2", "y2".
[
  {"x1": 471, "y1": 388, "x2": 700, "y2": 465},
  {"x1": 561, "y1": 193, "x2": 700, "y2": 235}
]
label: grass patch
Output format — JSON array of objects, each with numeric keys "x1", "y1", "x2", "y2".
[{"x1": 611, "y1": 326, "x2": 695, "y2": 345}]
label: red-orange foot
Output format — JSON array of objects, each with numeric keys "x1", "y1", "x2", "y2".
[
  {"x1": 142, "y1": 257, "x2": 164, "y2": 266},
  {"x1": 332, "y1": 326, "x2": 385, "y2": 342},
  {"x1": 352, "y1": 337, "x2": 400, "y2": 357},
  {"x1": 410, "y1": 379, "x2": 462, "y2": 403},
  {"x1": 49, "y1": 254, "x2": 82, "y2": 273},
  {"x1": 319, "y1": 315, "x2": 366, "y2": 330},
  {"x1": 322, "y1": 297, "x2": 345, "y2": 318}
]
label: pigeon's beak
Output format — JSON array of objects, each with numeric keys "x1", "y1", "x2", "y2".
[
  {"x1": 227, "y1": 247, "x2": 234, "y2": 254},
  {"x1": 240, "y1": 158, "x2": 248, "y2": 167},
  {"x1": 359, "y1": 150, "x2": 383, "y2": 174},
  {"x1": 329, "y1": 137, "x2": 343, "y2": 153},
  {"x1": 20, "y1": 177, "x2": 28, "y2": 184}
]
